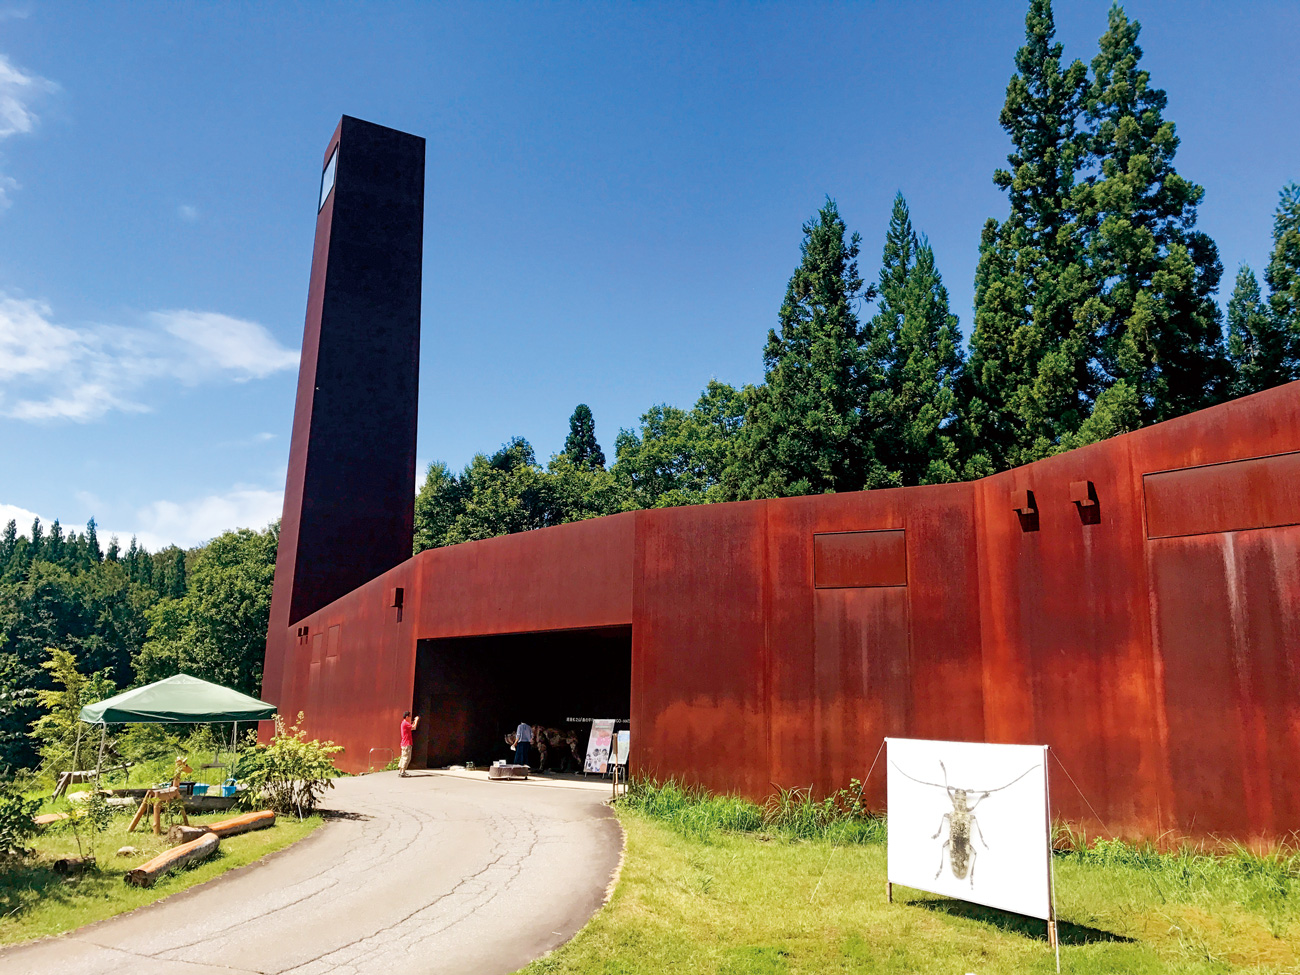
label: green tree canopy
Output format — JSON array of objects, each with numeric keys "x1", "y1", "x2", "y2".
[
  {"x1": 1227, "y1": 265, "x2": 1291, "y2": 398},
  {"x1": 862, "y1": 194, "x2": 965, "y2": 486},
  {"x1": 1265, "y1": 182, "x2": 1300, "y2": 374},
  {"x1": 563, "y1": 404, "x2": 607, "y2": 470},
  {"x1": 732, "y1": 199, "x2": 879, "y2": 498},
  {"x1": 134, "y1": 525, "x2": 279, "y2": 696},
  {"x1": 966, "y1": 0, "x2": 1094, "y2": 471}
]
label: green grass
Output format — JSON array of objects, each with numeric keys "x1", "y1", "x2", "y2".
[
  {"x1": 0, "y1": 805, "x2": 323, "y2": 945},
  {"x1": 521, "y1": 783, "x2": 1299, "y2": 975}
]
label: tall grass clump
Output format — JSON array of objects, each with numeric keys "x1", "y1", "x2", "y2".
[
  {"x1": 1057, "y1": 836, "x2": 1300, "y2": 938},
  {"x1": 621, "y1": 777, "x2": 885, "y2": 844}
]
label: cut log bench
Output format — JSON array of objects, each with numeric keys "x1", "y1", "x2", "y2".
[
  {"x1": 125, "y1": 832, "x2": 219, "y2": 887},
  {"x1": 168, "y1": 810, "x2": 276, "y2": 844}
]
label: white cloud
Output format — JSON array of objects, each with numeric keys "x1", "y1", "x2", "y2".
[
  {"x1": 132, "y1": 487, "x2": 283, "y2": 549},
  {"x1": 0, "y1": 501, "x2": 43, "y2": 535},
  {"x1": 0, "y1": 51, "x2": 53, "y2": 208},
  {"x1": 0, "y1": 292, "x2": 298, "y2": 421},
  {"x1": 177, "y1": 204, "x2": 198, "y2": 221},
  {"x1": 153, "y1": 310, "x2": 299, "y2": 379}
]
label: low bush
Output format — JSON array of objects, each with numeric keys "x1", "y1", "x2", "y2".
[
  {"x1": 620, "y1": 777, "x2": 885, "y2": 844},
  {"x1": 0, "y1": 778, "x2": 41, "y2": 859},
  {"x1": 233, "y1": 713, "x2": 341, "y2": 817}
]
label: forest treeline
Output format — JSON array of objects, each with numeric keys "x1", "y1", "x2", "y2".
[
  {"x1": 0, "y1": 520, "x2": 277, "y2": 769},
  {"x1": 414, "y1": 1, "x2": 1300, "y2": 550},
  {"x1": 2, "y1": 1, "x2": 1298, "y2": 771}
]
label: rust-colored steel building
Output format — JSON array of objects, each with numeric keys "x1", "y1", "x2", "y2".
[{"x1": 264, "y1": 118, "x2": 1300, "y2": 844}]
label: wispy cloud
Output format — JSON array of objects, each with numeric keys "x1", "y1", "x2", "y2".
[
  {"x1": 132, "y1": 487, "x2": 283, "y2": 550},
  {"x1": 0, "y1": 51, "x2": 54, "y2": 209},
  {"x1": 177, "y1": 204, "x2": 198, "y2": 221},
  {"x1": 0, "y1": 293, "x2": 299, "y2": 421}
]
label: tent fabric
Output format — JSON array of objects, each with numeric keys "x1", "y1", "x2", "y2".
[{"x1": 79, "y1": 673, "x2": 276, "y2": 725}]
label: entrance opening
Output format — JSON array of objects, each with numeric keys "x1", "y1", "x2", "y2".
[{"x1": 412, "y1": 625, "x2": 631, "y2": 768}]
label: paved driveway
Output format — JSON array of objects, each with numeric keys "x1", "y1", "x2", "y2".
[{"x1": 2, "y1": 771, "x2": 622, "y2": 975}]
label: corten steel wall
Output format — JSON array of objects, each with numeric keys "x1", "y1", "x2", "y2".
[
  {"x1": 264, "y1": 115, "x2": 425, "y2": 685},
  {"x1": 263, "y1": 380, "x2": 1300, "y2": 843}
]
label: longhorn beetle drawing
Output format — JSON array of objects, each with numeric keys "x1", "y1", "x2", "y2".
[{"x1": 891, "y1": 759, "x2": 1040, "y2": 887}]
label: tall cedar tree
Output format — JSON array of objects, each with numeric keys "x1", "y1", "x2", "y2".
[
  {"x1": 1227, "y1": 266, "x2": 1290, "y2": 397},
  {"x1": 863, "y1": 194, "x2": 964, "y2": 486},
  {"x1": 966, "y1": 0, "x2": 1093, "y2": 471},
  {"x1": 733, "y1": 199, "x2": 878, "y2": 498},
  {"x1": 563, "y1": 404, "x2": 606, "y2": 470},
  {"x1": 1265, "y1": 183, "x2": 1300, "y2": 374},
  {"x1": 1077, "y1": 3, "x2": 1225, "y2": 427}
]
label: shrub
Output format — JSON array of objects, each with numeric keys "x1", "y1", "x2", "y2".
[
  {"x1": 233, "y1": 713, "x2": 341, "y2": 817},
  {"x1": 0, "y1": 777, "x2": 41, "y2": 859}
]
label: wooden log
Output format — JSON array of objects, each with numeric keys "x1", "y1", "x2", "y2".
[
  {"x1": 124, "y1": 831, "x2": 219, "y2": 888},
  {"x1": 207, "y1": 810, "x2": 276, "y2": 838},
  {"x1": 168, "y1": 811, "x2": 275, "y2": 845},
  {"x1": 53, "y1": 856, "x2": 96, "y2": 876},
  {"x1": 34, "y1": 812, "x2": 71, "y2": 828},
  {"x1": 168, "y1": 824, "x2": 209, "y2": 844}
]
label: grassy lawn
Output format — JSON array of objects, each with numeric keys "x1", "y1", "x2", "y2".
[
  {"x1": 521, "y1": 809, "x2": 1298, "y2": 975},
  {"x1": 0, "y1": 806, "x2": 323, "y2": 946}
]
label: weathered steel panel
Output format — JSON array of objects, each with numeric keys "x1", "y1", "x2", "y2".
[
  {"x1": 813, "y1": 529, "x2": 907, "y2": 588},
  {"x1": 1144, "y1": 452, "x2": 1300, "y2": 539}
]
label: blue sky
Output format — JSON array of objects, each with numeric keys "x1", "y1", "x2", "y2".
[{"x1": 1, "y1": 1, "x2": 1296, "y2": 550}]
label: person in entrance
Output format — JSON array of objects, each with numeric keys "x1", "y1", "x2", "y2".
[
  {"x1": 514, "y1": 720, "x2": 532, "y2": 767},
  {"x1": 399, "y1": 711, "x2": 420, "y2": 777}
]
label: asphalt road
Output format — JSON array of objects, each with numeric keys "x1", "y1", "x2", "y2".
[{"x1": 2, "y1": 771, "x2": 623, "y2": 975}]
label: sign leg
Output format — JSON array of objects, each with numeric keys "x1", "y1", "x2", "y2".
[{"x1": 886, "y1": 881, "x2": 893, "y2": 904}]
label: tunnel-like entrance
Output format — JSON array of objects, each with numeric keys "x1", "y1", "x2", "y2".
[{"x1": 411, "y1": 625, "x2": 632, "y2": 769}]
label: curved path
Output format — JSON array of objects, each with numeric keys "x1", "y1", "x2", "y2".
[{"x1": 3, "y1": 771, "x2": 622, "y2": 975}]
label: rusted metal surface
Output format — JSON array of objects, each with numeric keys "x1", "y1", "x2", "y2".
[
  {"x1": 262, "y1": 115, "x2": 1300, "y2": 845},
  {"x1": 265, "y1": 380, "x2": 1300, "y2": 844},
  {"x1": 1144, "y1": 451, "x2": 1300, "y2": 538},
  {"x1": 812, "y1": 529, "x2": 907, "y2": 588}
]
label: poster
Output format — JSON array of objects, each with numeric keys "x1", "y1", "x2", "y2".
[
  {"x1": 611, "y1": 730, "x2": 630, "y2": 766},
  {"x1": 584, "y1": 719, "x2": 615, "y2": 774},
  {"x1": 886, "y1": 737, "x2": 1052, "y2": 920}
]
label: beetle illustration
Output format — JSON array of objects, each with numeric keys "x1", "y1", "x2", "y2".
[{"x1": 891, "y1": 759, "x2": 1040, "y2": 887}]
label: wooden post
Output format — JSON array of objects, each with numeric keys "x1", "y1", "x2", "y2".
[{"x1": 886, "y1": 881, "x2": 893, "y2": 904}]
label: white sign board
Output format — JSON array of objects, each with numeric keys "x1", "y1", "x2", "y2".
[
  {"x1": 887, "y1": 738, "x2": 1052, "y2": 920},
  {"x1": 611, "y1": 729, "x2": 630, "y2": 766},
  {"x1": 584, "y1": 719, "x2": 615, "y2": 774}
]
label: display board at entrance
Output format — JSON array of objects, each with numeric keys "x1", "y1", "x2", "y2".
[{"x1": 584, "y1": 719, "x2": 615, "y2": 774}]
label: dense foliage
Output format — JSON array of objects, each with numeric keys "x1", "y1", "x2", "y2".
[
  {"x1": 0, "y1": 521, "x2": 280, "y2": 771},
  {"x1": 233, "y1": 714, "x2": 342, "y2": 816}
]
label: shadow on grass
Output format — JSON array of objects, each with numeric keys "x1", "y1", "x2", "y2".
[
  {"x1": 0, "y1": 860, "x2": 94, "y2": 920},
  {"x1": 909, "y1": 897, "x2": 1135, "y2": 945}
]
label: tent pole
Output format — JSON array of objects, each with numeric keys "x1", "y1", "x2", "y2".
[
  {"x1": 94, "y1": 724, "x2": 107, "y2": 786},
  {"x1": 72, "y1": 722, "x2": 84, "y2": 777}
]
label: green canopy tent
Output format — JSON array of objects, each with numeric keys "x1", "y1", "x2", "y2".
[{"x1": 77, "y1": 673, "x2": 276, "y2": 786}]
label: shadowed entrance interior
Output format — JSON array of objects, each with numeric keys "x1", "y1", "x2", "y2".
[{"x1": 411, "y1": 625, "x2": 632, "y2": 768}]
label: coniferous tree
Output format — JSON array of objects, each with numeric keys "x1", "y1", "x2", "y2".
[
  {"x1": 863, "y1": 194, "x2": 965, "y2": 486},
  {"x1": 0, "y1": 520, "x2": 16, "y2": 571},
  {"x1": 1265, "y1": 182, "x2": 1300, "y2": 372},
  {"x1": 166, "y1": 547, "x2": 186, "y2": 599},
  {"x1": 105, "y1": 536, "x2": 121, "y2": 563},
  {"x1": 966, "y1": 0, "x2": 1094, "y2": 471},
  {"x1": 732, "y1": 199, "x2": 878, "y2": 498},
  {"x1": 1077, "y1": 3, "x2": 1225, "y2": 425},
  {"x1": 563, "y1": 404, "x2": 606, "y2": 470},
  {"x1": 46, "y1": 520, "x2": 65, "y2": 566},
  {"x1": 29, "y1": 518, "x2": 44, "y2": 560},
  {"x1": 84, "y1": 518, "x2": 103, "y2": 566},
  {"x1": 1227, "y1": 266, "x2": 1290, "y2": 397}
]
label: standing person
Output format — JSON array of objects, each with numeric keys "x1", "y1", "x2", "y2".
[
  {"x1": 514, "y1": 719, "x2": 532, "y2": 768},
  {"x1": 399, "y1": 711, "x2": 419, "y2": 777}
]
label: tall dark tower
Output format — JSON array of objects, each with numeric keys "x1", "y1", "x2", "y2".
[{"x1": 266, "y1": 116, "x2": 425, "y2": 650}]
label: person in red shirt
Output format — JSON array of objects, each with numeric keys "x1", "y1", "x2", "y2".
[{"x1": 399, "y1": 711, "x2": 419, "y2": 777}]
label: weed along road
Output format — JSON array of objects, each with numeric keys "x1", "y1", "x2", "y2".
[{"x1": 2, "y1": 772, "x2": 623, "y2": 975}]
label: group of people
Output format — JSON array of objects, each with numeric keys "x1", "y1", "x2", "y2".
[{"x1": 507, "y1": 721, "x2": 584, "y2": 772}]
